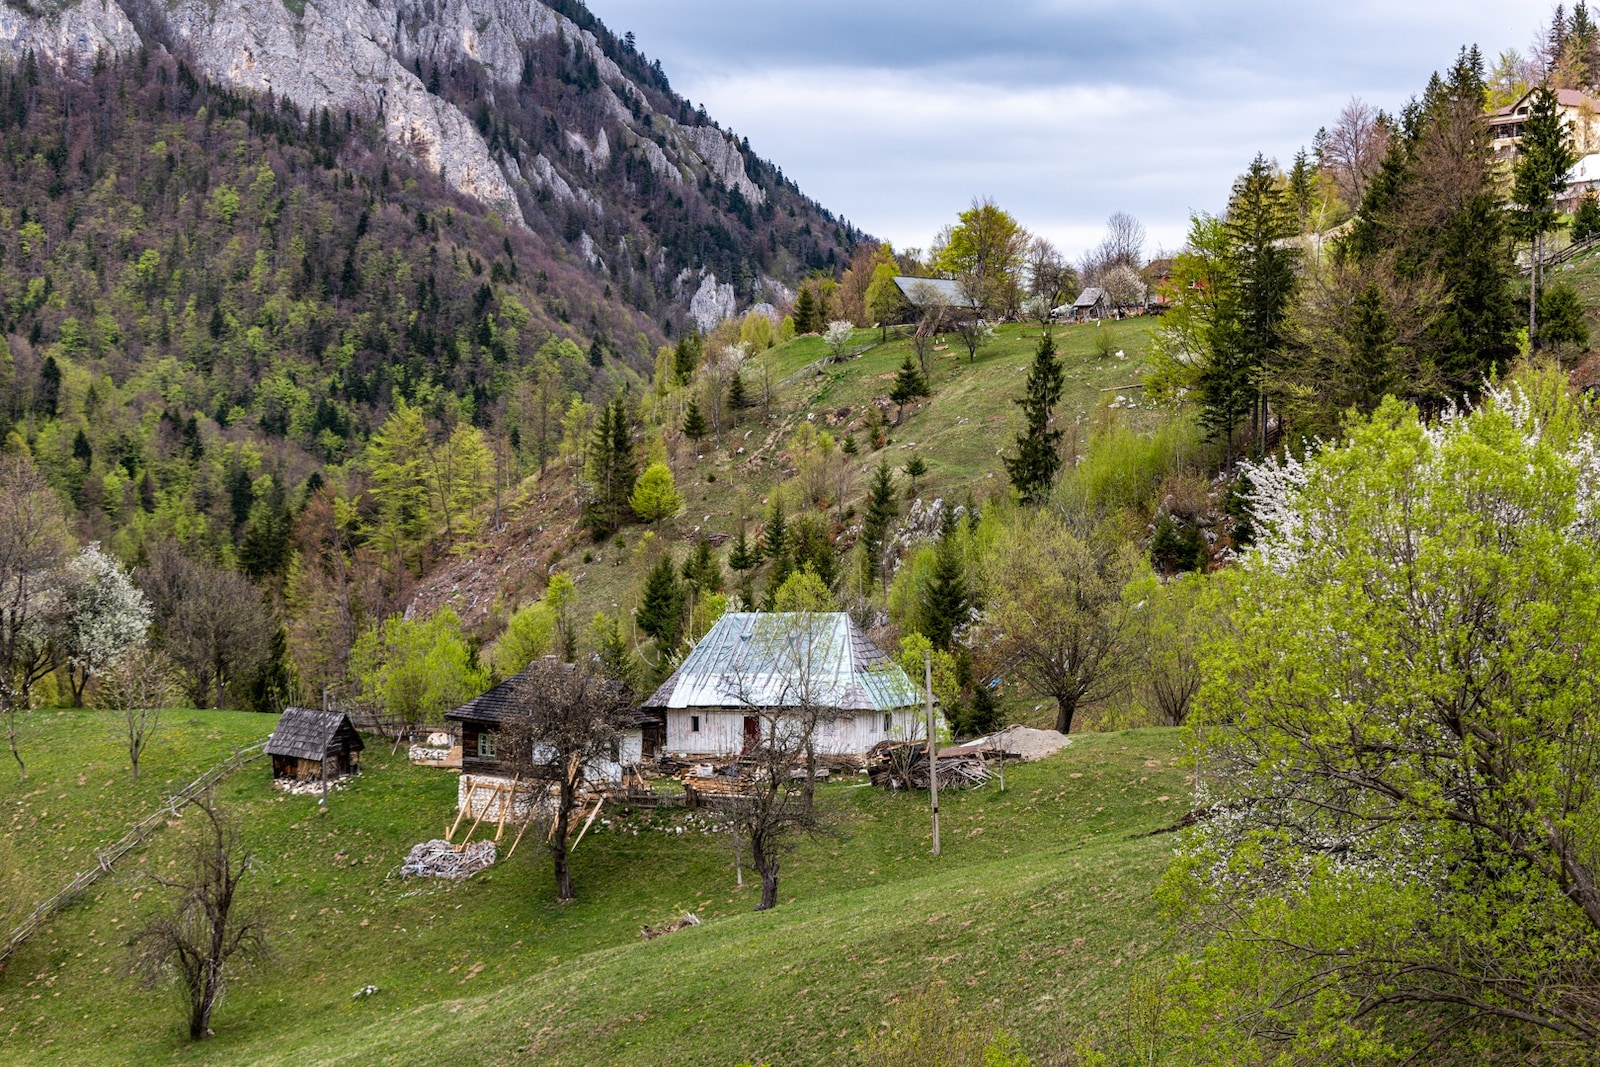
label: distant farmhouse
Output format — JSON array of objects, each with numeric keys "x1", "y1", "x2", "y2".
[
  {"x1": 1059, "y1": 286, "x2": 1113, "y2": 322},
  {"x1": 643, "y1": 612, "x2": 927, "y2": 758},
  {"x1": 892, "y1": 276, "x2": 981, "y2": 311},
  {"x1": 1490, "y1": 87, "x2": 1600, "y2": 160}
]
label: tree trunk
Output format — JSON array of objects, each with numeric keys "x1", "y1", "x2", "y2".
[
  {"x1": 1531, "y1": 233, "x2": 1539, "y2": 350},
  {"x1": 1055, "y1": 692, "x2": 1079, "y2": 735},
  {"x1": 550, "y1": 781, "x2": 575, "y2": 901},
  {"x1": 751, "y1": 830, "x2": 779, "y2": 911}
]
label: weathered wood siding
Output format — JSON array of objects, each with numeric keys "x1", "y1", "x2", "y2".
[{"x1": 664, "y1": 707, "x2": 924, "y2": 757}]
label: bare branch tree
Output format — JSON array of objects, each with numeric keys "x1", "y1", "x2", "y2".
[
  {"x1": 98, "y1": 644, "x2": 175, "y2": 782},
  {"x1": 131, "y1": 797, "x2": 267, "y2": 1039},
  {"x1": 1319, "y1": 98, "x2": 1390, "y2": 209},
  {"x1": 0, "y1": 453, "x2": 70, "y2": 780},
  {"x1": 495, "y1": 658, "x2": 635, "y2": 902},
  {"x1": 139, "y1": 542, "x2": 274, "y2": 710},
  {"x1": 721, "y1": 612, "x2": 840, "y2": 909}
]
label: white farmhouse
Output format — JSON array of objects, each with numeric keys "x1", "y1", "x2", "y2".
[{"x1": 642, "y1": 612, "x2": 928, "y2": 758}]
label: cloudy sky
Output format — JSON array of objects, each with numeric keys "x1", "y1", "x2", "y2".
[{"x1": 584, "y1": 1, "x2": 1547, "y2": 262}]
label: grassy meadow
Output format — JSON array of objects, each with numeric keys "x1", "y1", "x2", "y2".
[{"x1": 0, "y1": 708, "x2": 1190, "y2": 1065}]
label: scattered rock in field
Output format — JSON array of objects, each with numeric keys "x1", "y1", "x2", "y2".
[{"x1": 641, "y1": 913, "x2": 700, "y2": 939}]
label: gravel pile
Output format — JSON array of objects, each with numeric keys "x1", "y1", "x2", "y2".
[
  {"x1": 979, "y1": 726, "x2": 1072, "y2": 763},
  {"x1": 399, "y1": 839, "x2": 496, "y2": 880}
]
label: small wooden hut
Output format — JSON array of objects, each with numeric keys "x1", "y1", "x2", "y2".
[{"x1": 267, "y1": 707, "x2": 364, "y2": 781}]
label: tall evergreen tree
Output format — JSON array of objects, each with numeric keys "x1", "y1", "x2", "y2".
[
  {"x1": 793, "y1": 287, "x2": 820, "y2": 334},
  {"x1": 635, "y1": 553, "x2": 685, "y2": 651},
  {"x1": 1002, "y1": 331, "x2": 1065, "y2": 505},
  {"x1": 1226, "y1": 153, "x2": 1299, "y2": 454},
  {"x1": 582, "y1": 393, "x2": 638, "y2": 536},
  {"x1": 673, "y1": 331, "x2": 701, "y2": 385},
  {"x1": 860, "y1": 460, "x2": 898, "y2": 592},
  {"x1": 922, "y1": 512, "x2": 970, "y2": 650},
  {"x1": 681, "y1": 395, "x2": 708, "y2": 440},
  {"x1": 1513, "y1": 84, "x2": 1577, "y2": 348},
  {"x1": 762, "y1": 499, "x2": 790, "y2": 561},
  {"x1": 889, "y1": 352, "x2": 929, "y2": 408}
]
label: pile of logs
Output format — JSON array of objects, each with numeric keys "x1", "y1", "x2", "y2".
[
  {"x1": 400, "y1": 839, "x2": 497, "y2": 880},
  {"x1": 868, "y1": 742, "x2": 993, "y2": 791}
]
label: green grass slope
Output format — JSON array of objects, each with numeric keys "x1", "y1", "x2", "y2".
[{"x1": 0, "y1": 712, "x2": 1189, "y2": 1065}]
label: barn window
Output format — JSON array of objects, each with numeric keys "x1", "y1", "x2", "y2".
[
  {"x1": 478, "y1": 732, "x2": 496, "y2": 758},
  {"x1": 883, "y1": 712, "x2": 892, "y2": 732},
  {"x1": 691, "y1": 715, "x2": 700, "y2": 732}
]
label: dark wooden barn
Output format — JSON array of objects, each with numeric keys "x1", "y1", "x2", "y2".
[{"x1": 267, "y1": 707, "x2": 365, "y2": 781}]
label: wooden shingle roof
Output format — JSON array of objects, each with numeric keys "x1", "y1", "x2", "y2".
[
  {"x1": 266, "y1": 707, "x2": 364, "y2": 761},
  {"x1": 444, "y1": 660, "x2": 643, "y2": 726}
]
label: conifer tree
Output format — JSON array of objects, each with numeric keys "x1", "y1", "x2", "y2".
[
  {"x1": 682, "y1": 395, "x2": 708, "y2": 440},
  {"x1": 1513, "y1": 85, "x2": 1576, "y2": 348},
  {"x1": 582, "y1": 394, "x2": 638, "y2": 536},
  {"x1": 860, "y1": 460, "x2": 898, "y2": 592},
  {"x1": 1226, "y1": 153, "x2": 1299, "y2": 453},
  {"x1": 762, "y1": 499, "x2": 790, "y2": 561},
  {"x1": 889, "y1": 351, "x2": 929, "y2": 408},
  {"x1": 727, "y1": 519, "x2": 758, "y2": 605},
  {"x1": 922, "y1": 512, "x2": 970, "y2": 650},
  {"x1": 674, "y1": 331, "x2": 701, "y2": 384},
  {"x1": 1002, "y1": 331, "x2": 1065, "y2": 506},
  {"x1": 681, "y1": 535, "x2": 724, "y2": 594},
  {"x1": 635, "y1": 554, "x2": 685, "y2": 651},
  {"x1": 726, "y1": 371, "x2": 746, "y2": 415},
  {"x1": 793, "y1": 287, "x2": 819, "y2": 334}
]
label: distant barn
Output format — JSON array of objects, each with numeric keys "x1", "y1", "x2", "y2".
[{"x1": 267, "y1": 707, "x2": 364, "y2": 781}]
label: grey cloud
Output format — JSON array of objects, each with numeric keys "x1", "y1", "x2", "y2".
[{"x1": 583, "y1": 1, "x2": 1546, "y2": 257}]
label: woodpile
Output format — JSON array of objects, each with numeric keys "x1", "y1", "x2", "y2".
[
  {"x1": 399, "y1": 839, "x2": 496, "y2": 880},
  {"x1": 868, "y1": 741, "x2": 992, "y2": 791}
]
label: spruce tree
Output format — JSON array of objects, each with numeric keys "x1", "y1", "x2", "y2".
[
  {"x1": 726, "y1": 371, "x2": 746, "y2": 414},
  {"x1": 889, "y1": 352, "x2": 929, "y2": 407},
  {"x1": 762, "y1": 499, "x2": 790, "y2": 561},
  {"x1": 681, "y1": 535, "x2": 724, "y2": 593},
  {"x1": 727, "y1": 520, "x2": 758, "y2": 574},
  {"x1": 582, "y1": 394, "x2": 638, "y2": 536},
  {"x1": 1002, "y1": 331, "x2": 1065, "y2": 506},
  {"x1": 635, "y1": 554, "x2": 685, "y2": 650},
  {"x1": 922, "y1": 515, "x2": 970, "y2": 650},
  {"x1": 793, "y1": 287, "x2": 819, "y2": 334},
  {"x1": 860, "y1": 460, "x2": 898, "y2": 592},
  {"x1": 682, "y1": 396, "x2": 708, "y2": 440},
  {"x1": 1513, "y1": 85, "x2": 1577, "y2": 348},
  {"x1": 1573, "y1": 194, "x2": 1600, "y2": 242},
  {"x1": 1226, "y1": 153, "x2": 1299, "y2": 453},
  {"x1": 673, "y1": 331, "x2": 701, "y2": 384}
]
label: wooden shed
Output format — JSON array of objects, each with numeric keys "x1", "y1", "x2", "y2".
[{"x1": 267, "y1": 707, "x2": 364, "y2": 781}]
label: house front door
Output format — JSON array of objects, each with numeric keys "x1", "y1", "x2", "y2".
[{"x1": 743, "y1": 715, "x2": 760, "y2": 752}]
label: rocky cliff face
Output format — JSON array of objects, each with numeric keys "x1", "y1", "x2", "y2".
[{"x1": 0, "y1": 0, "x2": 850, "y2": 329}]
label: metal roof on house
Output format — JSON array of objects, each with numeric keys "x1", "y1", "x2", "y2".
[
  {"x1": 266, "y1": 707, "x2": 364, "y2": 761},
  {"x1": 642, "y1": 612, "x2": 922, "y2": 712},
  {"x1": 1072, "y1": 287, "x2": 1108, "y2": 308},
  {"x1": 1569, "y1": 152, "x2": 1600, "y2": 185},
  {"x1": 892, "y1": 276, "x2": 980, "y2": 309}
]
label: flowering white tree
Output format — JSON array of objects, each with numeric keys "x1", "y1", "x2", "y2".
[
  {"x1": 822, "y1": 320, "x2": 854, "y2": 362},
  {"x1": 58, "y1": 543, "x2": 151, "y2": 706},
  {"x1": 1173, "y1": 380, "x2": 1600, "y2": 1057}
]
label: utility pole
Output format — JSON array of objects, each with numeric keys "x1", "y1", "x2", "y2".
[{"x1": 926, "y1": 650, "x2": 940, "y2": 857}]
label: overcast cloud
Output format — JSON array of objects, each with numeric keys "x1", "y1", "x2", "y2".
[{"x1": 584, "y1": 1, "x2": 1547, "y2": 260}]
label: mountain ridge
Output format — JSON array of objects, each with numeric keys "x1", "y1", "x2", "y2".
[{"x1": 0, "y1": 0, "x2": 857, "y2": 332}]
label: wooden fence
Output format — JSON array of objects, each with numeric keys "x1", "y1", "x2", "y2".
[{"x1": 0, "y1": 738, "x2": 269, "y2": 966}]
